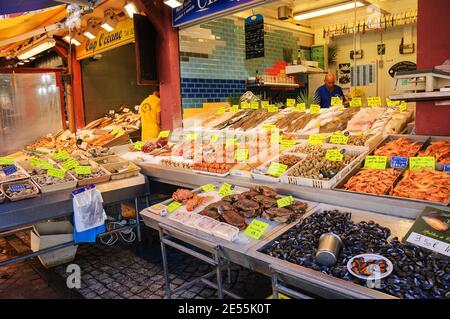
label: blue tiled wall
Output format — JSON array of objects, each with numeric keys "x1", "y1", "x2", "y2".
[{"x1": 180, "y1": 18, "x2": 300, "y2": 108}]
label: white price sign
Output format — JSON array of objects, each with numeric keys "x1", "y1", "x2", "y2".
[{"x1": 406, "y1": 232, "x2": 450, "y2": 257}]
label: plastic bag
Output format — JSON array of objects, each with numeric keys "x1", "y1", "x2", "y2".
[{"x1": 72, "y1": 185, "x2": 107, "y2": 232}]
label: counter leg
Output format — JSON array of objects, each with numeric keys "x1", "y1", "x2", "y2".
[
  {"x1": 215, "y1": 247, "x2": 224, "y2": 299},
  {"x1": 134, "y1": 197, "x2": 141, "y2": 242},
  {"x1": 271, "y1": 273, "x2": 279, "y2": 299},
  {"x1": 159, "y1": 229, "x2": 171, "y2": 299}
]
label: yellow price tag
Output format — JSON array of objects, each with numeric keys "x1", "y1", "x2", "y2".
[
  {"x1": 308, "y1": 134, "x2": 325, "y2": 146},
  {"x1": 61, "y1": 158, "x2": 79, "y2": 170},
  {"x1": 309, "y1": 104, "x2": 321, "y2": 114},
  {"x1": 244, "y1": 220, "x2": 269, "y2": 240},
  {"x1": 267, "y1": 105, "x2": 278, "y2": 113},
  {"x1": 75, "y1": 166, "x2": 92, "y2": 175},
  {"x1": 134, "y1": 141, "x2": 143, "y2": 151},
  {"x1": 201, "y1": 184, "x2": 216, "y2": 192},
  {"x1": 270, "y1": 134, "x2": 280, "y2": 145},
  {"x1": 409, "y1": 157, "x2": 435, "y2": 171},
  {"x1": 250, "y1": 101, "x2": 259, "y2": 109},
  {"x1": 400, "y1": 101, "x2": 407, "y2": 112},
  {"x1": 267, "y1": 162, "x2": 288, "y2": 177},
  {"x1": 231, "y1": 105, "x2": 239, "y2": 112},
  {"x1": 241, "y1": 101, "x2": 249, "y2": 109},
  {"x1": 225, "y1": 138, "x2": 237, "y2": 147},
  {"x1": 350, "y1": 97, "x2": 362, "y2": 108},
  {"x1": 217, "y1": 107, "x2": 225, "y2": 115},
  {"x1": 261, "y1": 101, "x2": 269, "y2": 108},
  {"x1": 368, "y1": 96, "x2": 382, "y2": 107},
  {"x1": 235, "y1": 149, "x2": 249, "y2": 161},
  {"x1": 47, "y1": 168, "x2": 66, "y2": 179},
  {"x1": 286, "y1": 99, "x2": 296, "y2": 107},
  {"x1": 218, "y1": 183, "x2": 234, "y2": 197},
  {"x1": 331, "y1": 96, "x2": 343, "y2": 106},
  {"x1": 158, "y1": 130, "x2": 170, "y2": 138},
  {"x1": 277, "y1": 196, "x2": 293, "y2": 208},
  {"x1": 329, "y1": 132, "x2": 349, "y2": 145},
  {"x1": 209, "y1": 134, "x2": 219, "y2": 144},
  {"x1": 295, "y1": 103, "x2": 306, "y2": 112},
  {"x1": 364, "y1": 156, "x2": 387, "y2": 169},
  {"x1": 326, "y1": 149, "x2": 344, "y2": 161},
  {"x1": 0, "y1": 157, "x2": 14, "y2": 165},
  {"x1": 167, "y1": 201, "x2": 182, "y2": 213},
  {"x1": 52, "y1": 151, "x2": 69, "y2": 161},
  {"x1": 263, "y1": 124, "x2": 277, "y2": 132},
  {"x1": 186, "y1": 133, "x2": 199, "y2": 141}
]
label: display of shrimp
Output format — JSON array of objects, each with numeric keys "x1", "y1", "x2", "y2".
[
  {"x1": 391, "y1": 169, "x2": 450, "y2": 203},
  {"x1": 172, "y1": 189, "x2": 213, "y2": 211},
  {"x1": 343, "y1": 168, "x2": 401, "y2": 195},
  {"x1": 418, "y1": 141, "x2": 450, "y2": 164},
  {"x1": 374, "y1": 138, "x2": 422, "y2": 158}
]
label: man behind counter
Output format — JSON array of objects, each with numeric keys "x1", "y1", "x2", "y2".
[{"x1": 315, "y1": 74, "x2": 348, "y2": 108}]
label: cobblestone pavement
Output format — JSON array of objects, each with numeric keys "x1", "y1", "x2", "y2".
[{"x1": 0, "y1": 228, "x2": 272, "y2": 299}]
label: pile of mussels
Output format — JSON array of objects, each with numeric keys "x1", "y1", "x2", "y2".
[{"x1": 262, "y1": 210, "x2": 449, "y2": 299}]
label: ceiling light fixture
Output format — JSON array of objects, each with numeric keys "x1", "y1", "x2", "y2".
[
  {"x1": 101, "y1": 8, "x2": 118, "y2": 32},
  {"x1": 294, "y1": 1, "x2": 365, "y2": 21},
  {"x1": 83, "y1": 18, "x2": 99, "y2": 39},
  {"x1": 63, "y1": 32, "x2": 83, "y2": 46},
  {"x1": 163, "y1": 0, "x2": 184, "y2": 9},
  {"x1": 124, "y1": 1, "x2": 138, "y2": 18},
  {"x1": 17, "y1": 37, "x2": 56, "y2": 60}
]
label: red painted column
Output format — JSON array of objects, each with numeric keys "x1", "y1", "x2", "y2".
[
  {"x1": 71, "y1": 54, "x2": 85, "y2": 129},
  {"x1": 415, "y1": 0, "x2": 450, "y2": 136},
  {"x1": 135, "y1": 0, "x2": 182, "y2": 130}
]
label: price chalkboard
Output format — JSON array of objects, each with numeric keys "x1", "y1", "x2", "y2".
[{"x1": 245, "y1": 14, "x2": 264, "y2": 60}]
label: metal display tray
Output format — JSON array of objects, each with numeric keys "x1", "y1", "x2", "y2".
[{"x1": 249, "y1": 203, "x2": 415, "y2": 299}]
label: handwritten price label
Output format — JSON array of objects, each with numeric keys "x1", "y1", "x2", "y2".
[
  {"x1": 134, "y1": 141, "x2": 143, "y2": 151},
  {"x1": 201, "y1": 184, "x2": 216, "y2": 192},
  {"x1": 286, "y1": 99, "x2": 296, "y2": 107},
  {"x1": 218, "y1": 183, "x2": 234, "y2": 197},
  {"x1": 277, "y1": 196, "x2": 293, "y2": 208},
  {"x1": 241, "y1": 101, "x2": 249, "y2": 109},
  {"x1": 400, "y1": 101, "x2": 408, "y2": 112},
  {"x1": 390, "y1": 156, "x2": 408, "y2": 169},
  {"x1": 267, "y1": 162, "x2": 288, "y2": 177},
  {"x1": 280, "y1": 139, "x2": 297, "y2": 150},
  {"x1": 263, "y1": 124, "x2": 277, "y2": 132},
  {"x1": 231, "y1": 105, "x2": 239, "y2": 112},
  {"x1": 331, "y1": 96, "x2": 343, "y2": 106},
  {"x1": 326, "y1": 149, "x2": 344, "y2": 161},
  {"x1": 235, "y1": 149, "x2": 249, "y2": 161},
  {"x1": 47, "y1": 168, "x2": 66, "y2": 179},
  {"x1": 186, "y1": 133, "x2": 199, "y2": 141},
  {"x1": 364, "y1": 156, "x2": 387, "y2": 169},
  {"x1": 158, "y1": 130, "x2": 170, "y2": 138},
  {"x1": 368, "y1": 96, "x2": 382, "y2": 107},
  {"x1": 244, "y1": 220, "x2": 269, "y2": 240},
  {"x1": 295, "y1": 103, "x2": 306, "y2": 112},
  {"x1": 409, "y1": 157, "x2": 435, "y2": 171},
  {"x1": 261, "y1": 101, "x2": 269, "y2": 108},
  {"x1": 217, "y1": 107, "x2": 225, "y2": 115},
  {"x1": 52, "y1": 151, "x2": 69, "y2": 161},
  {"x1": 167, "y1": 201, "x2": 182, "y2": 213},
  {"x1": 267, "y1": 105, "x2": 278, "y2": 113},
  {"x1": 0, "y1": 157, "x2": 14, "y2": 165},
  {"x1": 308, "y1": 134, "x2": 325, "y2": 146},
  {"x1": 250, "y1": 101, "x2": 259, "y2": 109},
  {"x1": 309, "y1": 104, "x2": 321, "y2": 114},
  {"x1": 75, "y1": 166, "x2": 92, "y2": 175},
  {"x1": 61, "y1": 158, "x2": 79, "y2": 170},
  {"x1": 329, "y1": 132, "x2": 349, "y2": 145},
  {"x1": 350, "y1": 97, "x2": 362, "y2": 108}
]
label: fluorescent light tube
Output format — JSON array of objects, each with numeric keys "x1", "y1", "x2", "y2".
[
  {"x1": 164, "y1": 0, "x2": 184, "y2": 9},
  {"x1": 63, "y1": 35, "x2": 81, "y2": 46},
  {"x1": 124, "y1": 2, "x2": 138, "y2": 18},
  {"x1": 17, "y1": 38, "x2": 56, "y2": 60},
  {"x1": 294, "y1": 1, "x2": 364, "y2": 21}
]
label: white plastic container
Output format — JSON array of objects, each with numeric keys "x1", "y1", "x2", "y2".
[
  {"x1": 211, "y1": 223, "x2": 240, "y2": 242},
  {"x1": 30, "y1": 221, "x2": 78, "y2": 268},
  {"x1": 193, "y1": 216, "x2": 220, "y2": 234}
]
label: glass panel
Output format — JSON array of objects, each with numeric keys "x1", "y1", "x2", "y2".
[{"x1": 0, "y1": 72, "x2": 62, "y2": 155}]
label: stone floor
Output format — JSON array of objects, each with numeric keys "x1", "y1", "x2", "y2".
[{"x1": 0, "y1": 228, "x2": 272, "y2": 299}]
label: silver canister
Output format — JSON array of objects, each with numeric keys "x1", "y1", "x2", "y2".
[{"x1": 315, "y1": 233, "x2": 343, "y2": 267}]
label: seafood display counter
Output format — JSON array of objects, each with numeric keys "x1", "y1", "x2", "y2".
[
  {"x1": 140, "y1": 183, "x2": 448, "y2": 299},
  {"x1": 137, "y1": 163, "x2": 448, "y2": 219}
]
